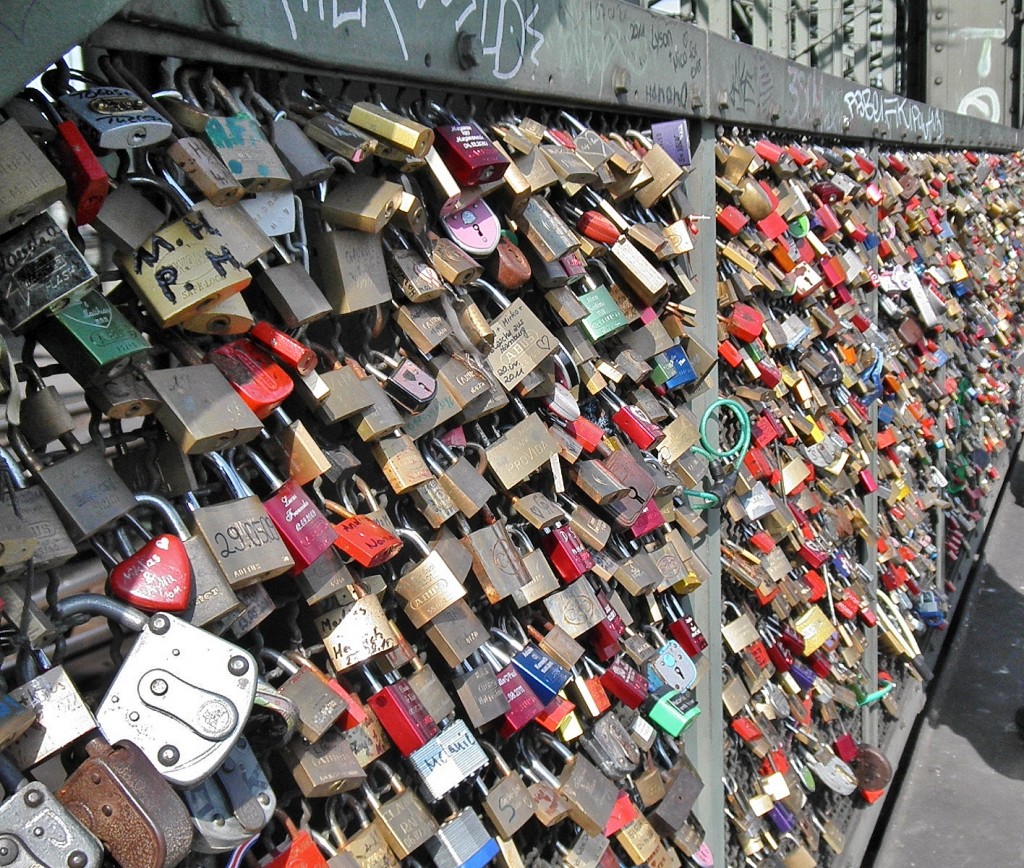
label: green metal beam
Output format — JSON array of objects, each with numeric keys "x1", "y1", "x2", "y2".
[
  {"x1": 87, "y1": 0, "x2": 1022, "y2": 151},
  {"x1": 0, "y1": 0, "x2": 131, "y2": 104}
]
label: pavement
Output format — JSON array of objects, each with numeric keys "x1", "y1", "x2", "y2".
[{"x1": 866, "y1": 451, "x2": 1024, "y2": 866}]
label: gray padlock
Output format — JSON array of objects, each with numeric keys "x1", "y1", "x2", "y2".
[
  {"x1": 51, "y1": 596, "x2": 257, "y2": 787},
  {"x1": 182, "y1": 736, "x2": 275, "y2": 853},
  {"x1": 0, "y1": 754, "x2": 103, "y2": 868}
]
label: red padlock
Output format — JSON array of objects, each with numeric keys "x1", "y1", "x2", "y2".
[
  {"x1": 600, "y1": 391, "x2": 665, "y2": 449},
  {"x1": 542, "y1": 524, "x2": 595, "y2": 582},
  {"x1": 726, "y1": 304, "x2": 764, "y2": 343},
  {"x1": 53, "y1": 118, "x2": 109, "y2": 226},
  {"x1": 207, "y1": 337, "x2": 294, "y2": 419},
  {"x1": 577, "y1": 210, "x2": 622, "y2": 245},
  {"x1": 105, "y1": 525, "x2": 192, "y2": 614},
  {"x1": 362, "y1": 666, "x2": 439, "y2": 756},
  {"x1": 239, "y1": 447, "x2": 338, "y2": 574},
  {"x1": 434, "y1": 120, "x2": 510, "y2": 186},
  {"x1": 324, "y1": 499, "x2": 403, "y2": 568},
  {"x1": 249, "y1": 321, "x2": 318, "y2": 375},
  {"x1": 599, "y1": 657, "x2": 649, "y2": 709}
]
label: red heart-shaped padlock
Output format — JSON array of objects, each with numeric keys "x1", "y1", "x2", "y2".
[{"x1": 108, "y1": 535, "x2": 192, "y2": 613}]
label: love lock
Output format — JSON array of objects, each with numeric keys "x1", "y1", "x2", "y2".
[
  {"x1": 51, "y1": 594, "x2": 257, "y2": 787},
  {"x1": 181, "y1": 737, "x2": 276, "y2": 853}
]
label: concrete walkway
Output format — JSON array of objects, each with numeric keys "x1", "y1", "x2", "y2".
[{"x1": 867, "y1": 452, "x2": 1024, "y2": 866}]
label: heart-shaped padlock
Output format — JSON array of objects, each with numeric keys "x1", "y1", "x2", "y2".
[{"x1": 108, "y1": 534, "x2": 193, "y2": 613}]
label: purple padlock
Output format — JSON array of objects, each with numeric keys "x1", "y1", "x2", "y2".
[
  {"x1": 649, "y1": 118, "x2": 692, "y2": 168},
  {"x1": 767, "y1": 801, "x2": 797, "y2": 834},
  {"x1": 790, "y1": 659, "x2": 817, "y2": 691}
]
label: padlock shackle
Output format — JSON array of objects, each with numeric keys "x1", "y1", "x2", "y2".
[
  {"x1": 393, "y1": 526, "x2": 430, "y2": 558},
  {"x1": 50, "y1": 593, "x2": 148, "y2": 633},
  {"x1": 0, "y1": 753, "x2": 27, "y2": 794},
  {"x1": 133, "y1": 492, "x2": 190, "y2": 539},
  {"x1": 253, "y1": 678, "x2": 298, "y2": 741},
  {"x1": 0, "y1": 444, "x2": 27, "y2": 489},
  {"x1": 260, "y1": 647, "x2": 300, "y2": 676},
  {"x1": 202, "y1": 451, "x2": 253, "y2": 499},
  {"x1": 237, "y1": 446, "x2": 285, "y2": 493},
  {"x1": 534, "y1": 730, "x2": 573, "y2": 763}
]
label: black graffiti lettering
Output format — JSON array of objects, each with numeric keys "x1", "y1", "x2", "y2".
[
  {"x1": 155, "y1": 267, "x2": 178, "y2": 303},
  {"x1": 205, "y1": 245, "x2": 243, "y2": 279},
  {"x1": 133, "y1": 235, "x2": 175, "y2": 274}
]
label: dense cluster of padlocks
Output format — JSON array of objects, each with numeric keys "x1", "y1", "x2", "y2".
[
  {"x1": 713, "y1": 139, "x2": 1023, "y2": 864},
  {"x1": 0, "y1": 48, "x2": 1019, "y2": 868}
]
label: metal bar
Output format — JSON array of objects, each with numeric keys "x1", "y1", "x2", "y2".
[
  {"x1": 681, "y1": 118, "x2": 726, "y2": 868},
  {"x1": 85, "y1": 0, "x2": 1024, "y2": 151},
  {"x1": 817, "y1": 0, "x2": 841, "y2": 77},
  {"x1": 862, "y1": 147, "x2": 881, "y2": 748},
  {"x1": 878, "y1": 0, "x2": 898, "y2": 91},
  {"x1": 792, "y1": 0, "x2": 813, "y2": 64},
  {"x1": 771, "y1": 0, "x2": 791, "y2": 59},
  {"x1": 750, "y1": 0, "x2": 771, "y2": 51},
  {"x1": 851, "y1": 0, "x2": 871, "y2": 83},
  {"x1": 0, "y1": 0, "x2": 132, "y2": 105}
]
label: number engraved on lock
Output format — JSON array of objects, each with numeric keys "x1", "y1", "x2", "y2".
[{"x1": 213, "y1": 515, "x2": 281, "y2": 558}]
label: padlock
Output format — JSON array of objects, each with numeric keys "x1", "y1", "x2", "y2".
[
  {"x1": 460, "y1": 517, "x2": 532, "y2": 604},
  {"x1": 347, "y1": 100, "x2": 434, "y2": 157},
  {"x1": 284, "y1": 726, "x2": 367, "y2": 798},
  {"x1": 535, "y1": 733, "x2": 618, "y2": 837},
  {"x1": 56, "y1": 735, "x2": 194, "y2": 868},
  {"x1": 31, "y1": 289, "x2": 150, "y2": 386},
  {"x1": 505, "y1": 525, "x2": 561, "y2": 606},
  {"x1": 245, "y1": 84, "x2": 334, "y2": 188},
  {"x1": 0, "y1": 444, "x2": 76, "y2": 572},
  {"x1": 324, "y1": 496, "x2": 403, "y2": 569},
  {"x1": 310, "y1": 228, "x2": 393, "y2": 314},
  {"x1": 113, "y1": 174, "x2": 251, "y2": 328},
  {"x1": 7, "y1": 656, "x2": 96, "y2": 770},
  {"x1": 318, "y1": 582, "x2": 399, "y2": 674},
  {"x1": 0, "y1": 117, "x2": 67, "y2": 231},
  {"x1": 392, "y1": 527, "x2": 467, "y2": 627},
  {"x1": 264, "y1": 812, "x2": 331, "y2": 868},
  {"x1": 100, "y1": 518, "x2": 193, "y2": 615},
  {"x1": 362, "y1": 761, "x2": 439, "y2": 858},
  {"x1": 206, "y1": 336, "x2": 294, "y2": 419},
  {"x1": 8, "y1": 416, "x2": 136, "y2": 544},
  {"x1": 383, "y1": 229, "x2": 446, "y2": 303},
  {"x1": 181, "y1": 736, "x2": 275, "y2": 853},
  {"x1": 54, "y1": 75, "x2": 172, "y2": 150},
  {"x1": 46, "y1": 597, "x2": 256, "y2": 788},
  {"x1": 187, "y1": 452, "x2": 295, "y2": 586},
  {"x1": 0, "y1": 754, "x2": 103, "y2": 868},
  {"x1": 322, "y1": 170, "x2": 404, "y2": 234},
  {"x1": 0, "y1": 212, "x2": 98, "y2": 332},
  {"x1": 406, "y1": 718, "x2": 489, "y2": 802},
  {"x1": 423, "y1": 796, "x2": 501, "y2": 868},
  {"x1": 260, "y1": 649, "x2": 346, "y2": 743},
  {"x1": 235, "y1": 446, "x2": 338, "y2": 574},
  {"x1": 362, "y1": 350, "x2": 438, "y2": 415},
  {"x1": 359, "y1": 665, "x2": 439, "y2": 757}
]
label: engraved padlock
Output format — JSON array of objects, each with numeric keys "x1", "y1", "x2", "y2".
[
  {"x1": 186, "y1": 451, "x2": 295, "y2": 587},
  {"x1": 181, "y1": 736, "x2": 275, "y2": 853},
  {"x1": 49, "y1": 595, "x2": 257, "y2": 787}
]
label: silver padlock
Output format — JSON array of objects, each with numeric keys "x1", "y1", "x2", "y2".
[
  {"x1": 181, "y1": 736, "x2": 275, "y2": 853},
  {"x1": 0, "y1": 754, "x2": 103, "y2": 868},
  {"x1": 51, "y1": 595, "x2": 257, "y2": 787},
  {"x1": 406, "y1": 718, "x2": 488, "y2": 802},
  {"x1": 7, "y1": 654, "x2": 98, "y2": 770}
]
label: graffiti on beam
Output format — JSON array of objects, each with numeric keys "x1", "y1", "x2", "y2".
[
  {"x1": 842, "y1": 88, "x2": 945, "y2": 142},
  {"x1": 276, "y1": 0, "x2": 546, "y2": 81},
  {"x1": 562, "y1": 1, "x2": 702, "y2": 110}
]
